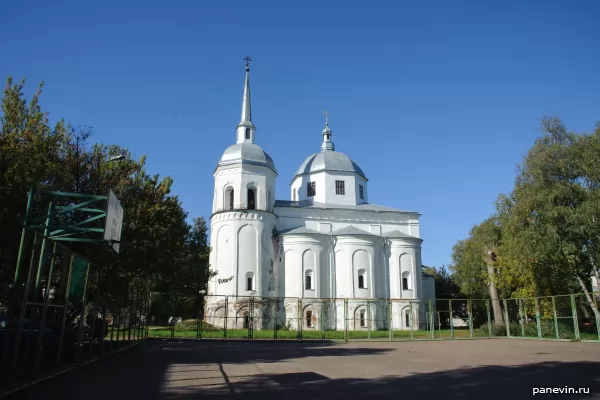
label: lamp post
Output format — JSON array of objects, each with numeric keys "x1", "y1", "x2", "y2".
[{"x1": 107, "y1": 155, "x2": 125, "y2": 163}]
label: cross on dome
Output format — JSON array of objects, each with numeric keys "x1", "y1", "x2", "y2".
[{"x1": 321, "y1": 109, "x2": 334, "y2": 152}]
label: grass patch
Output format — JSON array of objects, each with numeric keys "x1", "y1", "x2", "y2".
[
  {"x1": 147, "y1": 328, "x2": 479, "y2": 340},
  {"x1": 145, "y1": 319, "x2": 600, "y2": 341}
]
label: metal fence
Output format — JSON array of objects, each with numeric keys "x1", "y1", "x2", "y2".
[
  {"x1": 148, "y1": 293, "x2": 600, "y2": 343},
  {"x1": 0, "y1": 228, "x2": 150, "y2": 395}
]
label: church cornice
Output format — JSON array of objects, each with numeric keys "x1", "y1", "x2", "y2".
[
  {"x1": 276, "y1": 213, "x2": 417, "y2": 225},
  {"x1": 214, "y1": 160, "x2": 278, "y2": 175}
]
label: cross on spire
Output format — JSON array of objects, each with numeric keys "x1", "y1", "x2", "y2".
[
  {"x1": 321, "y1": 108, "x2": 334, "y2": 152},
  {"x1": 244, "y1": 56, "x2": 252, "y2": 71}
]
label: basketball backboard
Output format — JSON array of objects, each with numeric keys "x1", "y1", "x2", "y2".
[{"x1": 104, "y1": 189, "x2": 123, "y2": 253}]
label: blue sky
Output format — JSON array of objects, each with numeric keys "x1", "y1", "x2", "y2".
[{"x1": 2, "y1": 0, "x2": 599, "y2": 268}]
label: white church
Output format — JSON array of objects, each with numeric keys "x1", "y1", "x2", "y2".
[{"x1": 205, "y1": 60, "x2": 435, "y2": 332}]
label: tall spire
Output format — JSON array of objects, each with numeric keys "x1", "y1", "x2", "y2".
[
  {"x1": 236, "y1": 56, "x2": 256, "y2": 144},
  {"x1": 321, "y1": 109, "x2": 335, "y2": 151}
]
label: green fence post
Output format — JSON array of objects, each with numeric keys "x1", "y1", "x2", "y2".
[
  {"x1": 75, "y1": 262, "x2": 91, "y2": 363},
  {"x1": 13, "y1": 186, "x2": 35, "y2": 285},
  {"x1": 367, "y1": 298, "x2": 371, "y2": 340},
  {"x1": 99, "y1": 294, "x2": 107, "y2": 355},
  {"x1": 87, "y1": 272, "x2": 100, "y2": 357},
  {"x1": 570, "y1": 294, "x2": 580, "y2": 340},
  {"x1": 298, "y1": 298, "x2": 302, "y2": 341},
  {"x1": 224, "y1": 296, "x2": 228, "y2": 340},
  {"x1": 408, "y1": 299, "x2": 415, "y2": 340},
  {"x1": 468, "y1": 299, "x2": 473, "y2": 338},
  {"x1": 274, "y1": 297, "x2": 278, "y2": 341},
  {"x1": 388, "y1": 298, "x2": 392, "y2": 341},
  {"x1": 344, "y1": 298, "x2": 349, "y2": 343},
  {"x1": 535, "y1": 297, "x2": 542, "y2": 339},
  {"x1": 198, "y1": 299, "x2": 204, "y2": 340},
  {"x1": 486, "y1": 300, "x2": 492, "y2": 337},
  {"x1": 450, "y1": 299, "x2": 455, "y2": 339},
  {"x1": 503, "y1": 299, "x2": 510, "y2": 337},
  {"x1": 249, "y1": 296, "x2": 254, "y2": 341},
  {"x1": 430, "y1": 300, "x2": 435, "y2": 339},
  {"x1": 34, "y1": 202, "x2": 55, "y2": 303},
  {"x1": 518, "y1": 299, "x2": 525, "y2": 338},
  {"x1": 552, "y1": 296, "x2": 559, "y2": 339},
  {"x1": 321, "y1": 300, "x2": 326, "y2": 342},
  {"x1": 34, "y1": 242, "x2": 58, "y2": 369},
  {"x1": 595, "y1": 297, "x2": 600, "y2": 342},
  {"x1": 128, "y1": 284, "x2": 133, "y2": 342}
]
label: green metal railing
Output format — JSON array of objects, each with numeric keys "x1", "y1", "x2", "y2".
[{"x1": 148, "y1": 293, "x2": 600, "y2": 343}]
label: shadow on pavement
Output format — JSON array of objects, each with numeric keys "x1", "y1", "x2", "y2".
[{"x1": 5, "y1": 340, "x2": 600, "y2": 400}]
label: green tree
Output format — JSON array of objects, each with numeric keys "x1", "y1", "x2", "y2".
[
  {"x1": 0, "y1": 76, "x2": 211, "y2": 329},
  {"x1": 151, "y1": 217, "x2": 213, "y2": 320},
  {"x1": 450, "y1": 216, "x2": 505, "y2": 325},
  {"x1": 498, "y1": 117, "x2": 599, "y2": 316}
]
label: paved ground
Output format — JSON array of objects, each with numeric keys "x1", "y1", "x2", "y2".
[{"x1": 6, "y1": 338, "x2": 600, "y2": 399}]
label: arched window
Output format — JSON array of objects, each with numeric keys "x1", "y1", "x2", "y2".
[
  {"x1": 224, "y1": 187, "x2": 234, "y2": 210},
  {"x1": 402, "y1": 271, "x2": 411, "y2": 291},
  {"x1": 243, "y1": 314, "x2": 249, "y2": 329},
  {"x1": 405, "y1": 310, "x2": 411, "y2": 328},
  {"x1": 358, "y1": 269, "x2": 366, "y2": 289},
  {"x1": 247, "y1": 188, "x2": 256, "y2": 210},
  {"x1": 306, "y1": 310, "x2": 313, "y2": 327},
  {"x1": 292, "y1": 188, "x2": 297, "y2": 201},
  {"x1": 359, "y1": 310, "x2": 366, "y2": 327},
  {"x1": 305, "y1": 270, "x2": 313, "y2": 290},
  {"x1": 267, "y1": 190, "x2": 271, "y2": 210},
  {"x1": 245, "y1": 128, "x2": 250, "y2": 139},
  {"x1": 246, "y1": 272, "x2": 254, "y2": 291},
  {"x1": 402, "y1": 277, "x2": 409, "y2": 290}
]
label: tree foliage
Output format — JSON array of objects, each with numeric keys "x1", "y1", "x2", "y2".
[
  {"x1": 0, "y1": 76, "x2": 212, "y2": 320},
  {"x1": 449, "y1": 115, "x2": 600, "y2": 318}
]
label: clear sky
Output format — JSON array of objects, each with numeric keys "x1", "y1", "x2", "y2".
[{"x1": 2, "y1": 0, "x2": 599, "y2": 268}]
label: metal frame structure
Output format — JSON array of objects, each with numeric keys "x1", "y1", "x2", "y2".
[{"x1": 0, "y1": 185, "x2": 142, "y2": 397}]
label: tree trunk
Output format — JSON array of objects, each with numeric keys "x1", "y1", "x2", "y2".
[
  {"x1": 588, "y1": 254, "x2": 600, "y2": 294},
  {"x1": 576, "y1": 275, "x2": 600, "y2": 320},
  {"x1": 487, "y1": 262, "x2": 504, "y2": 326}
]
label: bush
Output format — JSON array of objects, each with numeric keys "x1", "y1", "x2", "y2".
[
  {"x1": 174, "y1": 319, "x2": 219, "y2": 332},
  {"x1": 476, "y1": 320, "x2": 577, "y2": 338}
]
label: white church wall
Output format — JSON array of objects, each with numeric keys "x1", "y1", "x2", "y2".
[
  {"x1": 290, "y1": 171, "x2": 369, "y2": 206},
  {"x1": 208, "y1": 211, "x2": 276, "y2": 298},
  {"x1": 333, "y1": 249, "x2": 347, "y2": 299},
  {"x1": 355, "y1": 176, "x2": 368, "y2": 204},
  {"x1": 209, "y1": 224, "x2": 235, "y2": 297},
  {"x1": 334, "y1": 235, "x2": 380, "y2": 299},
  {"x1": 291, "y1": 172, "x2": 327, "y2": 203},
  {"x1": 281, "y1": 235, "x2": 327, "y2": 298},
  {"x1": 274, "y1": 207, "x2": 420, "y2": 238},
  {"x1": 352, "y1": 249, "x2": 372, "y2": 298},
  {"x1": 237, "y1": 224, "x2": 258, "y2": 295},
  {"x1": 387, "y1": 239, "x2": 422, "y2": 300}
]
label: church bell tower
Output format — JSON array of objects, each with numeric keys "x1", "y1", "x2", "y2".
[{"x1": 207, "y1": 58, "x2": 278, "y2": 305}]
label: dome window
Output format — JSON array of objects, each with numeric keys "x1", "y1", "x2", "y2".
[
  {"x1": 335, "y1": 180, "x2": 345, "y2": 195},
  {"x1": 247, "y1": 188, "x2": 256, "y2": 210},
  {"x1": 307, "y1": 182, "x2": 316, "y2": 197}
]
